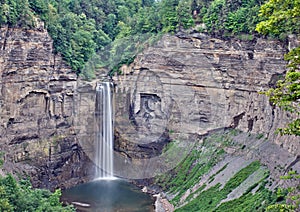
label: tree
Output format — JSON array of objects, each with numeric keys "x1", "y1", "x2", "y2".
[
  {"x1": 142, "y1": 0, "x2": 155, "y2": 7},
  {"x1": 0, "y1": 186, "x2": 13, "y2": 211},
  {"x1": 0, "y1": 2, "x2": 9, "y2": 24},
  {"x1": 256, "y1": 0, "x2": 300, "y2": 38},
  {"x1": 266, "y1": 171, "x2": 300, "y2": 211},
  {"x1": 1, "y1": 0, "x2": 18, "y2": 25},
  {"x1": 224, "y1": 0, "x2": 264, "y2": 34},
  {"x1": 177, "y1": 0, "x2": 195, "y2": 30},
  {"x1": 103, "y1": 13, "x2": 118, "y2": 39},
  {"x1": 203, "y1": 0, "x2": 226, "y2": 33},
  {"x1": 160, "y1": 0, "x2": 179, "y2": 32}
]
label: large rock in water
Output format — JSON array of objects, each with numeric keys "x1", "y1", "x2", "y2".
[
  {"x1": 0, "y1": 24, "x2": 93, "y2": 189},
  {"x1": 113, "y1": 34, "x2": 299, "y2": 179}
]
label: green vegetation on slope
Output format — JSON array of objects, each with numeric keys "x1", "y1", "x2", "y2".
[
  {"x1": 155, "y1": 132, "x2": 230, "y2": 206},
  {"x1": 266, "y1": 171, "x2": 300, "y2": 211},
  {"x1": 176, "y1": 161, "x2": 275, "y2": 212},
  {"x1": 155, "y1": 130, "x2": 242, "y2": 206},
  {"x1": 215, "y1": 183, "x2": 276, "y2": 212},
  {"x1": 155, "y1": 130, "x2": 291, "y2": 211},
  {"x1": 0, "y1": 174, "x2": 74, "y2": 211}
]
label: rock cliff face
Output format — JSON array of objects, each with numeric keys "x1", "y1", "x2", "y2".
[
  {"x1": 0, "y1": 24, "x2": 93, "y2": 189},
  {"x1": 113, "y1": 34, "x2": 299, "y2": 179},
  {"x1": 0, "y1": 22, "x2": 298, "y2": 192}
]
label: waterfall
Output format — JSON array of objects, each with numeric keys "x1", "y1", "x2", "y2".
[{"x1": 94, "y1": 81, "x2": 115, "y2": 180}]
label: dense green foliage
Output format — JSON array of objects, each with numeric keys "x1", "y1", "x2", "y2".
[
  {"x1": 0, "y1": 174, "x2": 74, "y2": 211},
  {"x1": 0, "y1": 0, "x2": 268, "y2": 78},
  {"x1": 197, "y1": 0, "x2": 264, "y2": 35},
  {"x1": 0, "y1": 0, "x2": 35, "y2": 28},
  {"x1": 256, "y1": 0, "x2": 300, "y2": 37}
]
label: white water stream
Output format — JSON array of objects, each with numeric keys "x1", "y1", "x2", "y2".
[{"x1": 94, "y1": 81, "x2": 115, "y2": 180}]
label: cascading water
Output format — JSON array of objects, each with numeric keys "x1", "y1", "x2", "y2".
[{"x1": 94, "y1": 81, "x2": 115, "y2": 180}]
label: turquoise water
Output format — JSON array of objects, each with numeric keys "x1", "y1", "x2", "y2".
[{"x1": 61, "y1": 180, "x2": 155, "y2": 212}]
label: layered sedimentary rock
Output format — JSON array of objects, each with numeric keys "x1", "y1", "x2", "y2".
[
  {"x1": 0, "y1": 21, "x2": 299, "y2": 191},
  {"x1": 0, "y1": 24, "x2": 92, "y2": 189},
  {"x1": 113, "y1": 33, "x2": 300, "y2": 179}
]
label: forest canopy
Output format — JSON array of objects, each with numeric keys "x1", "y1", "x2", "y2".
[{"x1": 1, "y1": 0, "x2": 269, "y2": 78}]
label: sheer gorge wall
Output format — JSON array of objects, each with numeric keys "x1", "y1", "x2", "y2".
[
  {"x1": 0, "y1": 24, "x2": 299, "y2": 189},
  {"x1": 113, "y1": 34, "x2": 300, "y2": 180},
  {"x1": 0, "y1": 25, "x2": 92, "y2": 189},
  {"x1": 114, "y1": 34, "x2": 299, "y2": 155}
]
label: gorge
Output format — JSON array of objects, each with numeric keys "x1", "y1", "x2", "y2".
[{"x1": 0, "y1": 23, "x2": 299, "y2": 211}]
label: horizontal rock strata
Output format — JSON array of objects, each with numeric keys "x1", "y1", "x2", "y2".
[
  {"x1": 0, "y1": 25, "x2": 92, "y2": 189},
  {"x1": 113, "y1": 34, "x2": 299, "y2": 179}
]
